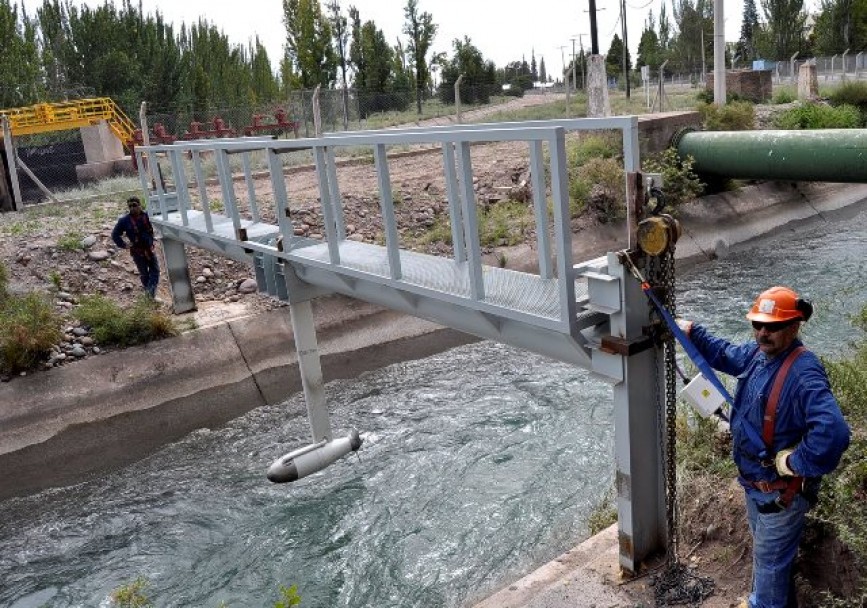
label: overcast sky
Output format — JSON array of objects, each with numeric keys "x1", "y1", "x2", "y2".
[{"x1": 17, "y1": 0, "x2": 821, "y2": 74}]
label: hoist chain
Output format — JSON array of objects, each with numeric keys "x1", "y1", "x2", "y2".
[{"x1": 643, "y1": 247, "x2": 716, "y2": 606}]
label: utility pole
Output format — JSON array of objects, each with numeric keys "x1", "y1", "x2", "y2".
[
  {"x1": 701, "y1": 29, "x2": 707, "y2": 82},
  {"x1": 559, "y1": 45, "x2": 571, "y2": 106},
  {"x1": 579, "y1": 34, "x2": 587, "y2": 89},
  {"x1": 570, "y1": 37, "x2": 578, "y2": 92},
  {"x1": 620, "y1": 0, "x2": 630, "y2": 98},
  {"x1": 588, "y1": 0, "x2": 599, "y2": 54}
]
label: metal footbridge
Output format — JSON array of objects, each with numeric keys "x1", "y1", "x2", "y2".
[
  {"x1": 0, "y1": 97, "x2": 136, "y2": 149},
  {"x1": 136, "y1": 117, "x2": 665, "y2": 572}
]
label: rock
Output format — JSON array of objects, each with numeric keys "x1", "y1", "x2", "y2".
[
  {"x1": 238, "y1": 278, "x2": 258, "y2": 294},
  {"x1": 80, "y1": 337, "x2": 95, "y2": 346},
  {"x1": 70, "y1": 345, "x2": 87, "y2": 358},
  {"x1": 57, "y1": 291, "x2": 74, "y2": 302},
  {"x1": 202, "y1": 267, "x2": 214, "y2": 278},
  {"x1": 88, "y1": 250, "x2": 111, "y2": 262},
  {"x1": 196, "y1": 276, "x2": 207, "y2": 283},
  {"x1": 72, "y1": 327, "x2": 88, "y2": 337},
  {"x1": 81, "y1": 235, "x2": 98, "y2": 248},
  {"x1": 92, "y1": 347, "x2": 101, "y2": 354}
]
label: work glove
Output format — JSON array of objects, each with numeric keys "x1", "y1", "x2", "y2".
[
  {"x1": 675, "y1": 318, "x2": 693, "y2": 336},
  {"x1": 775, "y1": 448, "x2": 796, "y2": 477}
]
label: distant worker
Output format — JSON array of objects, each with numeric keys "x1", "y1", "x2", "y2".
[
  {"x1": 112, "y1": 196, "x2": 160, "y2": 298},
  {"x1": 677, "y1": 286, "x2": 850, "y2": 608}
]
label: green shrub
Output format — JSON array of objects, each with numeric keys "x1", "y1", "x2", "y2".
[
  {"x1": 478, "y1": 200, "x2": 533, "y2": 247},
  {"x1": 828, "y1": 81, "x2": 867, "y2": 111},
  {"x1": 575, "y1": 157, "x2": 626, "y2": 223},
  {"x1": 642, "y1": 148, "x2": 705, "y2": 209},
  {"x1": 0, "y1": 261, "x2": 8, "y2": 299},
  {"x1": 74, "y1": 294, "x2": 178, "y2": 347},
  {"x1": 773, "y1": 86, "x2": 797, "y2": 104},
  {"x1": 774, "y1": 102, "x2": 862, "y2": 129},
  {"x1": 111, "y1": 576, "x2": 152, "y2": 607},
  {"x1": 564, "y1": 134, "x2": 622, "y2": 219},
  {"x1": 697, "y1": 100, "x2": 755, "y2": 130},
  {"x1": 57, "y1": 230, "x2": 84, "y2": 252},
  {"x1": 0, "y1": 292, "x2": 64, "y2": 374}
]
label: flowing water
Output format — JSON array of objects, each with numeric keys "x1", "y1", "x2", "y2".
[{"x1": 1, "y1": 208, "x2": 865, "y2": 608}]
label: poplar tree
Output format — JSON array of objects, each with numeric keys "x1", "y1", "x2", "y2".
[
  {"x1": 737, "y1": 0, "x2": 760, "y2": 61},
  {"x1": 759, "y1": 0, "x2": 807, "y2": 59},
  {"x1": 282, "y1": 0, "x2": 337, "y2": 89},
  {"x1": 403, "y1": 0, "x2": 437, "y2": 114},
  {"x1": 0, "y1": 0, "x2": 41, "y2": 107}
]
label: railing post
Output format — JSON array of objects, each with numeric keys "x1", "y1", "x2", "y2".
[
  {"x1": 1, "y1": 115, "x2": 22, "y2": 210},
  {"x1": 374, "y1": 144, "x2": 402, "y2": 280},
  {"x1": 455, "y1": 74, "x2": 465, "y2": 124}
]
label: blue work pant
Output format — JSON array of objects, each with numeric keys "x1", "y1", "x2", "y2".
[
  {"x1": 132, "y1": 251, "x2": 160, "y2": 298},
  {"x1": 745, "y1": 492, "x2": 810, "y2": 608}
]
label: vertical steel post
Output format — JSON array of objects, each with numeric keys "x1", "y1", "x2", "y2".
[
  {"x1": 2, "y1": 116, "x2": 22, "y2": 210},
  {"x1": 456, "y1": 141, "x2": 484, "y2": 300},
  {"x1": 442, "y1": 142, "x2": 466, "y2": 263},
  {"x1": 374, "y1": 144, "x2": 402, "y2": 280},
  {"x1": 161, "y1": 237, "x2": 197, "y2": 313},
  {"x1": 529, "y1": 140, "x2": 552, "y2": 279},
  {"x1": 290, "y1": 300, "x2": 332, "y2": 442},
  {"x1": 192, "y1": 150, "x2": 213, "y2": 233},
  {"x1": 242, "y1": 152, "x2": 260, "y2": 223},
  {"x1": 609, "y1": 252, "x2": 666, "y2": 573},
  {"x1": 169, "y1": 149, "x2": 190, "y2": 226}
]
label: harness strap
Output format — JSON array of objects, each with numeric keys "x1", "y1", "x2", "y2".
[
  {"x1": 762, "y1": 345, "x2": 806, "y2": 508},
  {"x1": 763, "y1": 346, "x2": 806, "y2": 444}
]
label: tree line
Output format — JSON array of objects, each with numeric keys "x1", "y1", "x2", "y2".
[
  {"x1": 1, "y1": 0, "x2": 864, "y2": 114},
  {"x1": 631, "y1": 0, "x2": 867, "y2": 79}
]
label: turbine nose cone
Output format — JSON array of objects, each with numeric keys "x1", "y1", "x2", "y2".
[{"x1": 267, "y1": 459, "x2": 298, "y2": 483}]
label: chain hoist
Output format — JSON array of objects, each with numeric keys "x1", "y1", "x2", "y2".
[{"x1": 621, "y1": 184, "x2": 715, "y2": 606}]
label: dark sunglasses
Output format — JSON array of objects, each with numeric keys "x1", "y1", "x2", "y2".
[
  {"x1": 128, "y1": 202, "x2": 140, "y2": 208},
  {"x1": 752, "y1": 320, "x2": 795, "y2": 333}
]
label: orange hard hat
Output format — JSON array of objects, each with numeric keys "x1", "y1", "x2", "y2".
[{"x1": 745, "y1": 286, "x2": 804, "y2": 323}]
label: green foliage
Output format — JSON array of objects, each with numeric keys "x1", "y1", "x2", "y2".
[
  {"x1": 283, "y1": 0, "x2": 337, "y2": 89},
  {"x1": 0, "y1": 0, "x2": 41, "y2": 107},
  {"x1": 642, "y1": 148, "x2": 705, "y2": 209},
  {"x1": 773, "y1": 86, "x2": 796, "y2": 105},
  {"x1": 438, "y1": 36, "x2": 498, "y2": 105},
  {"x1": 477, "y1": 200, "x2": 533, "y2": 247},
  {"x1": 0, "y1": 291, "x2": 64, "y2": 374},
  {"x1": 675, "y1": 408, "x2": 737, "y2": 477},
  {"x1": 403, "y1": 0, "x2": 438, "y2": 114},
  {"x1": 774, "y1": 102, "x2": 862, "y2": 129},
  {"x1": 587, "y1": 491, "x2": 618, "y2": 535},
  {"x1": 697, "y1": 100, "x2": 755, "y2": 131},
  {"x1": 57, "y1": 230, "x2": 84, "y2": 252},
  {"x1": 74, "y1": 294, "x2": 178, "y2": 347},
  {"x1": 273, "y1": 584, "x2": 302, "y2": 608},
  {"x1": 828, "y1": 81, "x2": 867, "y2": 124},
  {"x1": 111, "y1": 576, "x2": 152, "y2": 607},
  {"x1": 48, "y1": 271, "x2": 62, "y2": 291},
  {"x1": 0, "y1": 260, "x2": 8, "y2": 297},
  {"x1": 562, "y1": 135, "x2": 622, "y2": 221}
]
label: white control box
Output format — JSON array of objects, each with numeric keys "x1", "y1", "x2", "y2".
[{"x1": 680, "y1": 374, "x2": 726, "y2": 418}]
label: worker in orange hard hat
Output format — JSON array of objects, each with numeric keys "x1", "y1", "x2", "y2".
[{"x1": 678, "y1": 286, "x2": 849, "y2": 608}]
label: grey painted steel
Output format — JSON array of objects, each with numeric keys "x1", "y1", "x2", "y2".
[
  {"x1": 374, "y1": 144, "x2": 402, "y2": 280},
  {"x1": 241, "y1": 152, "x2": 260, "y2": 223},
  {"x1": 135, "y1": 150, "x2": 150, "y2": 207},
  {"x1": 169, "y1": 150, "x2": 190, "y2": 227},
  {"x1": 326, "y1": 147, "x2": 346, "y2": 240},
  {"x1": 192, "y1": 151, "x2": 214, "y2": 233},
  {"x1": 607, "y1": 252, "x2": 665, "y2": 572},
  {"x1": 456, "y1": 142, "x2": 485, "y2": 301},
  {"x1": 162, "y1": 237, "x2": 197, "y2": 313},
  {"x1": 1, "y1": 116, "x2": 21, "y2": 209},
  {"x1": 136, "y1": 119, "x2": 666, "y2": 568},
  {"x1": 313, "y1": 147, "x2": 341, "y2": 265},
  {"x1": 530, "y1": 140, "x2": 553, "y2": 279},
  {"x1": 442, "y1": 142, "x2": 466, "y2": 263},
  {"x1": 267, "y1": 149, "x2": 294, "y2": 249},
  {"x1": 290, "y1": 301, "x2": 333, "y2": 443}
]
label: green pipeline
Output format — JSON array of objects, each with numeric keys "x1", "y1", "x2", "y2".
[{"x1": 675, "y1": 129, "x2": 867, "y2": 183}]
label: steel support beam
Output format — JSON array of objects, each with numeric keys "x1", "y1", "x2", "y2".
[
  {"x1": 161, "y1": 237, "x2": 197, "y2": 314},
  {"x1": 609, "y1": 252, "x2": 666, "y2": 573}
]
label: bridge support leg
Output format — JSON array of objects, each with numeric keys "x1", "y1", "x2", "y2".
[
  {"x1": 610, "y1": 254, "x2": 666, "y2": 573},
  {"x1": 161, "y1": 237, "x2": 196, "y2": 314},
  {"x1": 289, "y1": 300, "x2": 332, "y2": 442}
]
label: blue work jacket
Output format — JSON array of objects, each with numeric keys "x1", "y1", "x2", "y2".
[
  {"x1": 688, "y1": 325, "x2": 850, "y2": 501},
  {"x1": 112, "y1": 212, "x2": 155, "y2": 256}
]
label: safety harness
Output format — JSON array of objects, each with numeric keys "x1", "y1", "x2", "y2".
[{"x1": 747, "y1": 345, "x2": 806, "y2": 509}]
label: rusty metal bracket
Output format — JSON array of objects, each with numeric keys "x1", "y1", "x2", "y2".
[{"x1": 600, "y1": 333, "x2": 655, "y2": 356}]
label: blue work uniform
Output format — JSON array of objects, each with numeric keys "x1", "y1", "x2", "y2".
[
  {"x1": 112, "y1": 211, "x2": 160, "y2": 298},
  {"x1": 688, "y1": 324, "x2": 850, "y2": 608}
]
